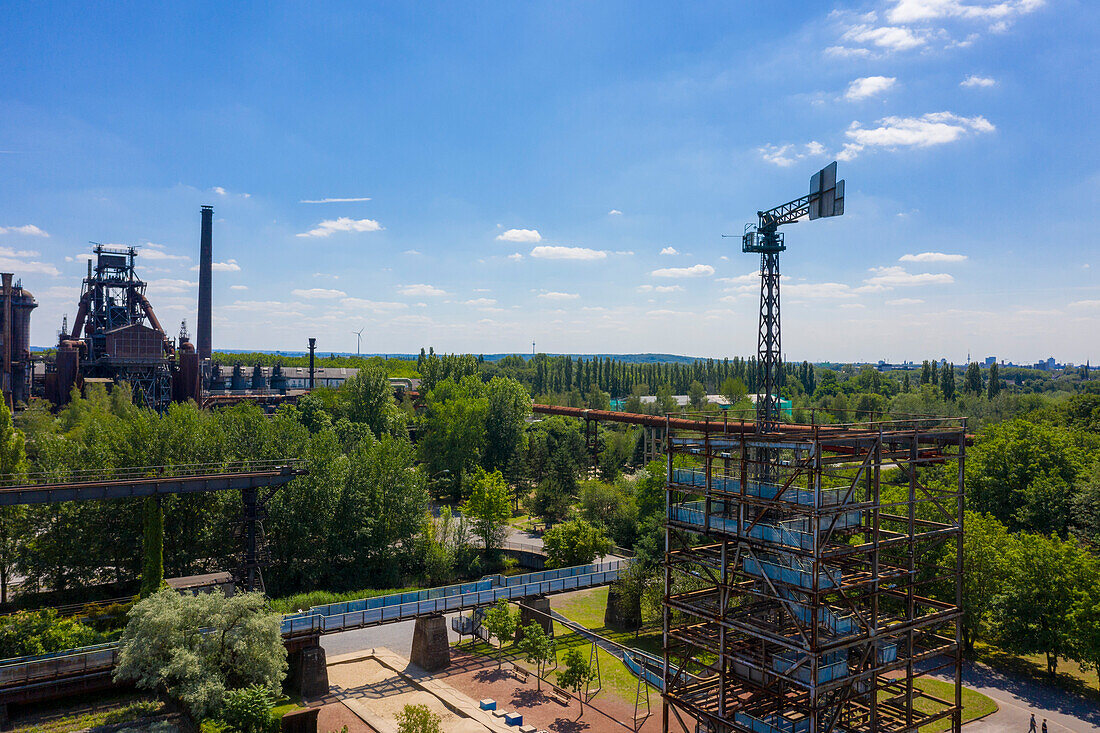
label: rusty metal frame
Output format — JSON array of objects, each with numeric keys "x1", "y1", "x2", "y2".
[{"x1": 661, "y1": 416, "x2": 964, "y2": 733}]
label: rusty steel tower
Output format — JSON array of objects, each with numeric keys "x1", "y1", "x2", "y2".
[{"x1": 660, "y1": 163, "x2": 965, "y2": 733}]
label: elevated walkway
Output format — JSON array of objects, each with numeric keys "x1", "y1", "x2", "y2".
[{"x1": 0, "y1": 560, "x2": 627, "y2": 706}]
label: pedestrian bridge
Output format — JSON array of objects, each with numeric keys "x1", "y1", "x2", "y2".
[{"x1": 0, "y1": 559, "x2": 628, "y2": 705}]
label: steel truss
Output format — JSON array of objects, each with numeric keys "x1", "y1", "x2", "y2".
[{"x1": 661, "y1": 418, "x2": 965, "y2": 733}]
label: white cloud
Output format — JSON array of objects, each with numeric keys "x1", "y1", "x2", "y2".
[
  {"x1": 340, "y1": 297, "x2": 408, "y2": 312},
  {"x1": 149, "y1": 278, "x2": 198, "y2": 293},
  {"x1": 842, "y1": 24, "x2": 926, "y2": 51},
  {"x1": 887, "y1": 0, "x2": 1044, "y2": 25},
  {"x1": 660, "y1": 246, "x2": 680, "y2": 256},
  {"x1": 213, "y1": 186, "x2": 227, "y2": 196},
  {"x1": 886, "y1": 298, "x2": 925, "y2": 305},
  {"x1": 784, "y1": 282, "x2": 859, "y2": 299},
  {"x1": 608, "y1": 209, "x2": 623, "y2": 216},
  {"x1": 497, "y1": 228, "x2": 542, "y2": 243},
  {"x1": 719, "y1": 272, "x2": 763, "y2": 286},
  {"x1": 191, "y1": 259, "x2": 241, "y2": 272},
  {"x1": 299, "y1": 197, "x2": 372, "y2": 203},
  {"x1": 464, "y1": 298, "x2": 498, "y2": 306},
  {"x1": 292, "y1": 288, "x2": 346, "y2": 299},
  {"x1": 0, "y1": 224, "x2": 48, "y2": 237},
  {"x1": 650, "y1": 264, "x2": 714, "y2": 278},
  {"x1": 507, "y1": 252, "x2": 524, "y2": 262},
  {"x1": 1069, "y1": 300, "x2": 1100, "y2": 309},
  {"x1": 530, "y1": 245, "x2": 607, "y2": 261},
  {"x1": 230, "y1": 285, "x2": 248, "y2": 291},
  {"x1": 638, "y1": 284, "x2": 685, "y2": 293},
  {"x1": 844, "y1": 112, "x2": 994, "y2": 156},
  {"x1": 865, "y1": 266, "x2": 954, "y2": 286},
  {"x1": 538, "y1": 291, "x2": 580, "y2": 301},
  {"x1": 399, "y1": 283, "x2": 447, "y2": 297},
  {"x1": 845, "y1": 76, "x2": 897, "y2": 101},
  {"x1": 0, "y1": 246, "x2": 59, "y2": 275},
  {"x1": 403, "y1": 249, "x2": 421, "y2": 256},
  {"x1": 961, "y1": 75, "x2": 996, "y2": 88},
  {"x1": 825, "y1": 45, "x2": 873, "y2": 58},
  {"x1": 296, "y1": 217, "x2": 383, "y2": 237},
  {"x1": 839, "y1": 303, "x2": 867, "y2": 310},
  {"x1": 760, "y1": 141, "x2": 828, "y2": 167},
  {"x1": 140, "y1": 243, "x2": 189, "y2": 261},
  {"x1": 899, "y1": 252, "x2": 968, "y2": 263}
]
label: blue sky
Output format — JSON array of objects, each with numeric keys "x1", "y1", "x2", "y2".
[{"x1": 1, "y1": 1, "x2": 1097, "y2": 363}]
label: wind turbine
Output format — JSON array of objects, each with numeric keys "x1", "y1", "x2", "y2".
[{"x1": 352, "y1": 328, "x2": 364, "y2": 356}]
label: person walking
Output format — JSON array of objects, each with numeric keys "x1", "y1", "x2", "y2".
[
  {"x1": 1029, "y1": 713, "x2": 1038, "y2": 732},
  {"x1": 1042, "y1": 718, "x2": 1049, "y2": 733}
]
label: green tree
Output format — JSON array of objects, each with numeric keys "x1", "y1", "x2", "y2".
[
  {"x1": 991, "y1": 532, "x2": 1090, "y2": 677},
  {"x1": 1070, "y1": 566, "x2": 1100, "y2": 691},
  {"x1": 987, "y1": 362, "x2": 1001, "y2": 398},
  {"x1": 483, "y1": 377, "x2": 531, "y2": 473},
  {"x1": 557, "y1": 647, "x2": 597, "y2": 712},
  {"x1": 419, "y1": 377, "x2": 489, "y2": 499},
  {"x1": 462, "y1": 468, "x2": 511, "y2": 555},
  {"x1": 517, "y1": 621, "x2": 556, "y2": 690},
  {"x1": 331, "y1": 434, "x2": 428, "y2": 588},
  {"x1": 687, "y1": 380, "x2": 707, "y2": 410},
  {"x1": 966, "y1": 419, "x2": 1085, "y2": 535},
  {"x1": 955, "y1": 512, "x2": 1013, "y2": 651},
  {"x1": 543, "y1": 518, "x2": 612, "y2": 568},
  {"x1": 396, "y1": 703, "x2": 442, "y2": 733},
  {"x1": 720, "y1": 377, "x2": 748, "y2": 405},
  {"x1": 964, "y1": 362, "x2": 983, "y2": 394},
  {"x1": 138, "y1": 497, "x2": 165, "y2": 598},
  {"x1": 113, "y1": 591, "x2": 287, "y2": 724},
  {"x1": 1072, "y1": 463, "x2": 1100, "y2": 544},
  {"x1": 941, "y1": 362, "x2": 956, "y2": 400},
  {"x1": 339, "y1": 365, "x2": 397, "y2": 437},
  {"x1": 920, "y1": 360, "x2": 931, "y2": 385},
  {"x1": 483, "y1": 599, "x2": 517, "y2": 668},
  {"x1": 221, "y1": 684, "x2": 274, "y2": 733},
  {"x1": 0, "y1": 400, "x2": 27, "y2": 604}
]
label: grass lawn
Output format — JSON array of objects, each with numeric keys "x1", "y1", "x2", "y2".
[
  {"x1": 450, "y1": 587, "x2": 663, "y2": 708},
  {"x1": 972, "y1": 641, "x2": 1100, "y2": 700},
  {"x1": 879, "y1": 677, "x2": 998, "y2": 733}
]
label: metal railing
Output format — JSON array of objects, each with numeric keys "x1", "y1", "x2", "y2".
[
  {"x1": 0, "y1": 459, "x2": 302, "y2": 488},
  {"x1": 0, "y1": 559, "x2": 629, "y2": 691}
]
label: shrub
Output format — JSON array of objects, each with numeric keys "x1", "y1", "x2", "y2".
[
  {"x1": 222, "y1": 684, "x2": 274, "y2": 733},
  {"x1": 0, "y1": 608, "x2": 102, "y2": 658},
  {"x1": 396, "y1": 703, "x2": 442, "y2": 733}
]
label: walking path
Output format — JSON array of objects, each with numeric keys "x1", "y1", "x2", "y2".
[{"x1": 934, "y1": 663, "x2": 1100, "y2": 732}]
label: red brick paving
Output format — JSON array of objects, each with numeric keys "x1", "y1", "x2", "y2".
[{"x1": 435, "y1": 648, "x2": 671, "y2": 733}]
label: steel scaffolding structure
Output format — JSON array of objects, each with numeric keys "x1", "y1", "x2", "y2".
[{"x1": 661, "y1": 415, "x2": 965, "y2": 733}]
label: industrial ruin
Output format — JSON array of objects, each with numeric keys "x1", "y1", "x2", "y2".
[
  {"x1": 660, "y1": 163, "x2": 965, "y2": 733},
  {"x1": 0, "y1": 274, "x2": 38, "y2": 407}
]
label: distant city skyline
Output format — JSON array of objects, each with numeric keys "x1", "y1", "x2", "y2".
[{"x1": 1, "y1": 1, "x2": 1097, "y2": 362}]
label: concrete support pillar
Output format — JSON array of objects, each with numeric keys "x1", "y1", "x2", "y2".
[
  {"x1": 286, "y1": 641, "x2": 328, "y2": 700},
  {"x1": 515, "y1": 596, "x2": 553, "y2": 641},
  {"x1": 410, "y1": 614, "x2": 451, "y2": 672}
]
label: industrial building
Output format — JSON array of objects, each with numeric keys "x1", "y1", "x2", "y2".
[
  {"x1": 49, "y1": 245, "x2": 186, "y2": 411},
  {"x1": 0, "y1": 274, "x2": 37, "y2": 406}
]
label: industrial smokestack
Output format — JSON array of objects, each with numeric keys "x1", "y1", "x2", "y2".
[
  {"x1": 197, "y1": 205, "x2": 213, "y2": 360},
  {"x1": 308, "y1": 338, "x2": 316, "y2": 390}
]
